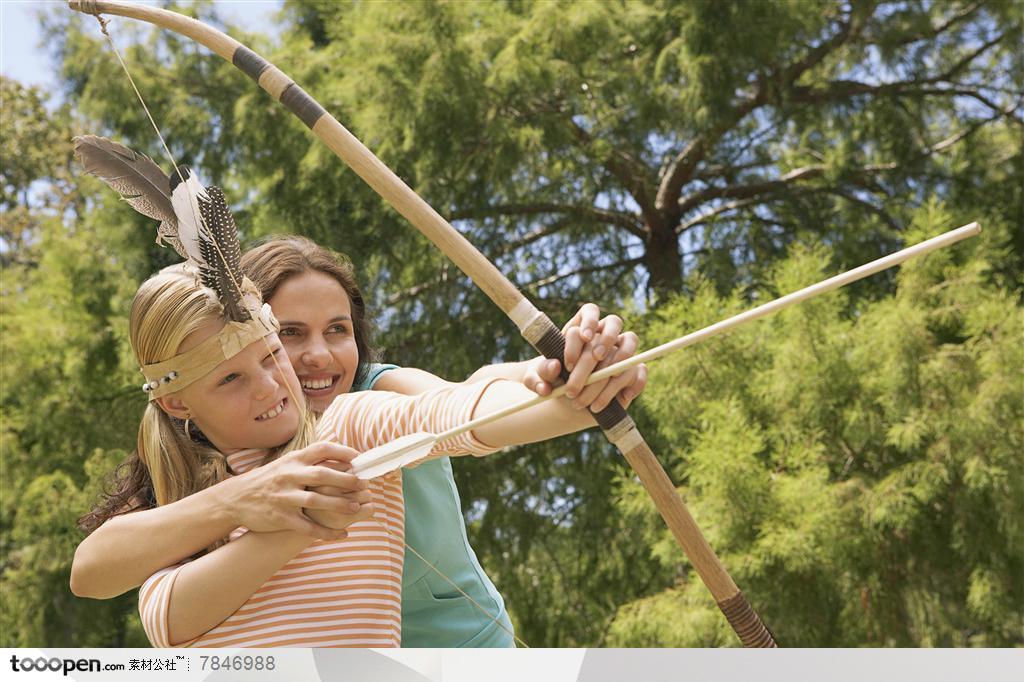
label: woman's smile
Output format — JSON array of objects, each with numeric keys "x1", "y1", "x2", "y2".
[{"x1": 299, "y1": 374, "x2": 341, "y2": 398}]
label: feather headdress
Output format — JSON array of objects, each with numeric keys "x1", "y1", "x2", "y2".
[{"x1": 73, "y1": 135, "x2": 255, "y2": 322}]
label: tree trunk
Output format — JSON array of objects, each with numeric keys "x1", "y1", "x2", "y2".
[{"x1": 646, "y1": 222, "x2": 683, "y2": 299}]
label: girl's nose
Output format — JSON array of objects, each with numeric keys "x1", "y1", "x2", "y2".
[{"x1": 252, "y1": 368, "x2": 279, "y2": 401}]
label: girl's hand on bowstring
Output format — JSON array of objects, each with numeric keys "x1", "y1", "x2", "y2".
[
  {"x1": 227, "y1": 442, "x2": 372, "y2": 540},
  {"x1": 523, "y1": 303, "x2": 648, "y2": 411}
]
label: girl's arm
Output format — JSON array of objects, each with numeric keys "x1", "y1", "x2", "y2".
[
  {"x1": 145, "y1": 384, "x2": 506, "y2": 645},
  {"x1": 376, "y1": 304, "x2": 647, "y2": 410},
  {"x1": 71, "y1": 442, "x2": 369, "y2": 599},
  {"x1": 141, "y1": 528, "x2": 315, "y2": 646}
]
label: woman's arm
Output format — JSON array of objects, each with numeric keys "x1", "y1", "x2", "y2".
[{"x1": 71, "y1": 443, "x2": 369, "y2": 599}]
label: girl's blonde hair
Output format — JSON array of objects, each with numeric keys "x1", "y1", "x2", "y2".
[{"x1": 79, "y1": 266, "x2": 314, "y2": 537}]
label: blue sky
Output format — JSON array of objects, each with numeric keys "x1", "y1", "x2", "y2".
[{"x1": 1, "y1": 0, "x2": 281, "y2": 91}]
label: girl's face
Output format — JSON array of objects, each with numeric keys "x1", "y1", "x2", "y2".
[
  {"x1": 268, "y1": 271, "x2": 360, "y2": 414},
  {"x1": 161, "y1": 325, "x2": 303, "y2": 453}
]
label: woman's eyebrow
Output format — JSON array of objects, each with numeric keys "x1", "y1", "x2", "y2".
[{"x1": 328, "y1": 316, "x2": 352, "y2": 324}]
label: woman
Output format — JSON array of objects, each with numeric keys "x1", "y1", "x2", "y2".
[{"x1": 72, "y1": 240, "x2": 646, "y2": 647}]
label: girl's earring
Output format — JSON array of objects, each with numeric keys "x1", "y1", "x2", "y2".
[{"x1": 184, "y1": 412, "x2": 193, "y2": 442}]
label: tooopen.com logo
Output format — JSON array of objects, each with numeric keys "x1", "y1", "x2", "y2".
[{"x1": 10, "y1": 655, "x2": 125, "y2": 676}]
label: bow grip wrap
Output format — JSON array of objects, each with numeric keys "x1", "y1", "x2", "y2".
[{"x1": 720, "y1": 591, "x2": 777, "y2": 647}]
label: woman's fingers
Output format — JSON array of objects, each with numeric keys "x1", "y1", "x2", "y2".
[
  {"x1": 304, "y1": 466, "x2": 368, "y2": 492},
  {"x1": 569, "y1": 331, "x2": 643, "y2": 411},
  {"x1": 563, "y1": 325, "x2": 586, "y2": 374},
  {"x1": 565, "y1": 315, "x2": 626, "y2": 398},
  {"x1": 562, "y1": 303, "x2": 600, "y2": 343},
  {"x1": 293, "y1": 442, "x2": 359, "y2": 467},
  {"x1": 300, "y1": 487, "x2": 372, "y2": 511},
  {"x1": 305, "y1": 501, "x2": 376, "y2": 531}
]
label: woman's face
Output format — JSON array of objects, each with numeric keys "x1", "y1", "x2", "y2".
[
  {"x1": 268, "y1": 270, "x2": 360, "y2": 414},
  {"x1": 164, "y1": 324, "x2": 303, "y2": 453}
]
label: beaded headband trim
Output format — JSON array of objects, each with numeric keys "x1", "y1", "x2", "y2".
[{"x1": 140, "y1": 295, "x2": 279, "y2": 400}]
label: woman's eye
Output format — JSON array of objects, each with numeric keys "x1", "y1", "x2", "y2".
[{"x1": 327, "y1": 324, "x2": 350, "y2": 335}]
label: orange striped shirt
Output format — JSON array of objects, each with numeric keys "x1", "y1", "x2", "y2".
[{"x1": 139, "y1": 382, "x2": 500, "y2": 648}]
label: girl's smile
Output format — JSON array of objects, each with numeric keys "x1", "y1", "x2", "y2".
[{"x1": 255, "y1": 397, "x2": 289, "y2": 421}]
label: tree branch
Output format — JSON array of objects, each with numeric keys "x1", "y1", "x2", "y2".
[
  {"x1": 451, "y1": 202, "x2": 646, "y2": 238},
  {"x1": 677, "y1": 164, "x2": 827, "y2": 216},
  {"x1": 676, "y1": 110, "x2": 1004, "y2": 236},
  {"x1": 863, "y1": 1, "x2": 984, "y2": 49},
  {"x1": 790, "y1": 31, "x2": 1008, "y2": 106},
  {"x1": 523, "y1": 256, "x2": 643, "y2": 291},
  {"x1": 566, "y1": 120, "x2": 659, "y2": 230}
]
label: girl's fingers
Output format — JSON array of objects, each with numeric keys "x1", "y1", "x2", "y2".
[
  {"x1": 618, "y1": 364, "x2": 648, "y2": 407},
  {"x1": 572, "y1": 370, "x2": 611, "y2": 408},
  {"x1": 590, "y1": 365, "x2": 632, "y2": 412},
  {"x1": 523, "y1": 357, "x2": 560, "y2": 396},
  {"x1": 292, "y1": 515, "x2": 346, "y2": 541}
]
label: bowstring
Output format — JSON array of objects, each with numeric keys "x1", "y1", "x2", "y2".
[
  {"x1": 94, "y1": 15, "x2": 527, "y2": 649},
  {"x1": 94, "y1": 16, "x2": 302, "y2": 412}
]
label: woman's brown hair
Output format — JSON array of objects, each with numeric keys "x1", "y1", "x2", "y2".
[{"x1": 240, "y1": 236, "x2": 379, "y2": 390}]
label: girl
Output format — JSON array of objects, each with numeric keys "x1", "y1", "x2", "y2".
[
  {"x1": 73, "y1": 241, "x2": 645, "y2": 647},
  {"x1": 119, "y1": 265, "x2": 624, "y2": 647}
]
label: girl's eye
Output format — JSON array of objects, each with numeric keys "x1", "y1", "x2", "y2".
[
  {"x1": 219, "y1": 373, "x2": 240, "y2": 385},
  {"x1": 279, "y1": 327, "x2": 300, "y2": 337}
]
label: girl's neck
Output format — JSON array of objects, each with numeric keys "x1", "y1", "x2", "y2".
[{"x1": 224, "y1": 448, "x2": 269, "y2": 475}]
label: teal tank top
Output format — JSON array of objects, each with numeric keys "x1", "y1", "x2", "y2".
[{"x1": 356, "y1": 363, "x2": 515, "y2": 647}]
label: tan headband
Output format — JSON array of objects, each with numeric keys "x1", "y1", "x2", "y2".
[{"x1": 141, "y1": 302, "x2": 280, "y2": 399}]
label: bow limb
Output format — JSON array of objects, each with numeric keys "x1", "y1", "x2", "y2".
[{"x1": 69, "y1": 0, "x2": 775, "y2": 647}]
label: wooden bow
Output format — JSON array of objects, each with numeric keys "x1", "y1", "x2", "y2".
[{"x1": 68, "y1": 0, "x2": 775, "y2": 647}]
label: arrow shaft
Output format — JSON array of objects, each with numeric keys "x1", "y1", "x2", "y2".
[{"x1": 436, "y1": 221, "x2": 981, "y2": 443}]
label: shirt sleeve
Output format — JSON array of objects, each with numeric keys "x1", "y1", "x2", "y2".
[
  {"x1": 316, "y1": 379, "x2": 504, "y2": 458},
  {"x1": 139, "y1": 564, "x2": 192, "y2": 648}
]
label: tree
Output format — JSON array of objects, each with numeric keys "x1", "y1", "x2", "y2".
[
  {"x1": 608, "y1": 202, "x2": 1023, "y2": 646},
  {"x1": 275, "y1": 0, "x2": 1021, "y2": 298},
  {"x1": 1, "y1": 76, "x2": 150, "y2": 647}
]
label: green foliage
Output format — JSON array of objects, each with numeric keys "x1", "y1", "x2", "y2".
[{"x1": 608, "y1": 206, "x2": 1023, "y2": 646}]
